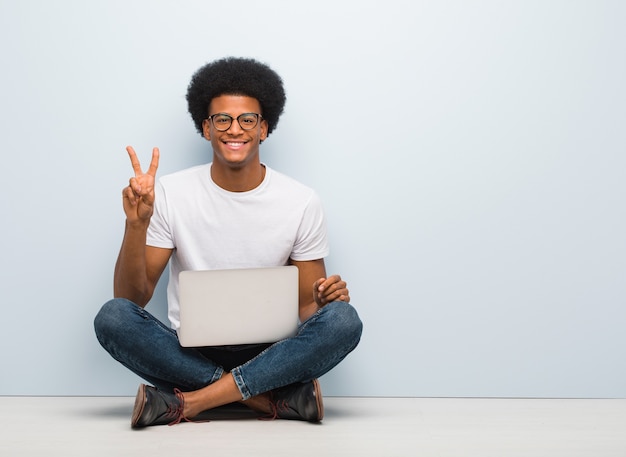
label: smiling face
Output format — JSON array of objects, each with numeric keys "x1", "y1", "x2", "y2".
[{"x1": 202, "y1": 94, "x2": 268, "y2": 171}]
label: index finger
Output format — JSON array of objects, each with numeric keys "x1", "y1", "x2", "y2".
[
  {"x1": 321, "y1": 274, "x2": 342, "y2": 287},
  {"x1": 126, "y1": 146, "x2": 143, "y2": 177}
]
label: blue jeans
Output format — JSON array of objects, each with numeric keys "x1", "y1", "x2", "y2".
[{"x1": 94, "y1": 298, "x2": 362, "y2": 400}]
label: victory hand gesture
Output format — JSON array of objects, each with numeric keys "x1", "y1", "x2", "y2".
[{"x1": 122, "y1": 146, "x2": 160, "y2": 224}]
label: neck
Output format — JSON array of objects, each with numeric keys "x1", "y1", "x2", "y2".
[{"x1": 210, "y1": 162, "x2": 266, "y2": 192}]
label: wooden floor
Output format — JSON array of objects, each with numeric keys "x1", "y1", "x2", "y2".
[{"x1": 2, "y1": 396, "x2": 626, "y2": 456}]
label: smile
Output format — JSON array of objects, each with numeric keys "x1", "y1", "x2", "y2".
[{"x1": 224, "y1": 141, "x2": 246, "y2": 149}]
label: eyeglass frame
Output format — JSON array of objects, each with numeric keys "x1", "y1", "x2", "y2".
[{"x1": 206, "y1": 112, "x2": 264, "y2": 132}]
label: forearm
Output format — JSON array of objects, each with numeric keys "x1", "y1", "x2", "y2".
[
  {"x1": 299, "y1": 301, "x2": 320, "y2": 322},
  {"x1": 114, "y1": 220, "x2": 153, "y2": 306}
]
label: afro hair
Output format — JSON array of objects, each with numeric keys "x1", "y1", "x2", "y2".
[{"x1": 186, "y1": 57, "x2": 286, "y2": 137}]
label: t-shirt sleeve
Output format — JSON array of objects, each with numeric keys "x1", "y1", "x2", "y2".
[
  {"x1": 290, "y1": 192, "x2": 330, "y2": 261},
  {"x1": 146, "y1": 180, "x2": 175, "y2": 249}
]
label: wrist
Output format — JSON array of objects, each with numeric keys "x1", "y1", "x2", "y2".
[{"x1": 125, "y1": 218, "x2": 150, "y2": 231}]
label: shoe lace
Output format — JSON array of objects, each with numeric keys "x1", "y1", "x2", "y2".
[
  {"x1": 275, "y1": 400, "x2": 291, "y2": 413},
  {"x1": 260, "y1": 392, "x2": 290, "y2": 421},
  {"x1": 166, "y1": 389, "x2": 192, "y2": 426}
]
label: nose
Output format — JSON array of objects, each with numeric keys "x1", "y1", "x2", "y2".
[{"x1": 226, "y1": 118, "x2": 244, "y2": 134}]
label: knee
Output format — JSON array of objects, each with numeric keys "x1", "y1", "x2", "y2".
[
  {"x1": 93, "y1": 298, "x2": 138, "y2": 342},
  {"x1": 326, "y1": 301, "x2": 363, "y2": 347}
]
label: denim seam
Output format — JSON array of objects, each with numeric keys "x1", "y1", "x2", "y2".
[
  {"x1": 211, "y1": 366, "x2": 225, "y2": 385},
  {"x1": 230, "y1": 367, "x2": 251, "y2": 400}
]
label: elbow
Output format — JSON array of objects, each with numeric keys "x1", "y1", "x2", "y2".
[{"x1": 113, "y1": 284, "x2": 153, "y2": 308}]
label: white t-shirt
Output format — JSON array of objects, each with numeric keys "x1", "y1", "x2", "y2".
[{"x1": 147, "y1": 163, "x2": 329, "y2": 329}]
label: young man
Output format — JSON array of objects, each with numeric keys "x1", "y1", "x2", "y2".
[{"x1": 94, "y1": 57, "x2": 363, "y2": 428}]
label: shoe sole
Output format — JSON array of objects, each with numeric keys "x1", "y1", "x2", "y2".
[
  {"x1": 312, "y1": 379, "x2": 324, "y2": 422},
  {"x1": 131, "y1": 384, "x2": 147, "y2": 428}
]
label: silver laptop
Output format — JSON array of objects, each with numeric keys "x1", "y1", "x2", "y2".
[{"x1": 177, "y1": 266, "x2": 299, "y2": 347}]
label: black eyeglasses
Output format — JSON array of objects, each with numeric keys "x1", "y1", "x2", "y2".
[{"x1": 207, "y1": 113, "x2": 262, "y2": 131}]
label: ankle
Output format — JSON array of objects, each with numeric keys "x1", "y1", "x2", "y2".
[
  {"x1": 180, "y1": 391, "x2": 202, "y2": 418},
  {"x1": 241, "y1": 392, "x2": 272, "y2": 414}
]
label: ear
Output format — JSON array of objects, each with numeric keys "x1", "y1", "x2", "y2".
[
  {"x1": 202, "y1": 119, "x2": 211, "y2": 140},
  {"x1": 260, "y1": 118, "x2": 269, "y2": 142}
]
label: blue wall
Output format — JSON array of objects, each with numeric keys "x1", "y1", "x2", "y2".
[{"x1": 1, "y1": 0, "x2": 625, "y2": 397}]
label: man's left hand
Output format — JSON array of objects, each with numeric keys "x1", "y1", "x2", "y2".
[{"x1": 313, "y1": 275, "x2": 350, "y2": 307}]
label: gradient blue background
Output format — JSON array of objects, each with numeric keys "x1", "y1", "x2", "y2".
[{"x1": 1, "y1": 0, "x2": 624, "y2": 397}]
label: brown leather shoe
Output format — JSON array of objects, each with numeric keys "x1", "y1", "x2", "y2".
[
  {"x1": 269, "y1": 379, "x2": 324, "y2": 422},
  {"x1": 131, "y1": 384, "x2": 188, "y2": 428}
]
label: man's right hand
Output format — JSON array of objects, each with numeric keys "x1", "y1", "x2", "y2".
[{"x1": 123, "y1": 146, "x2": 160, "y2": 224}]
